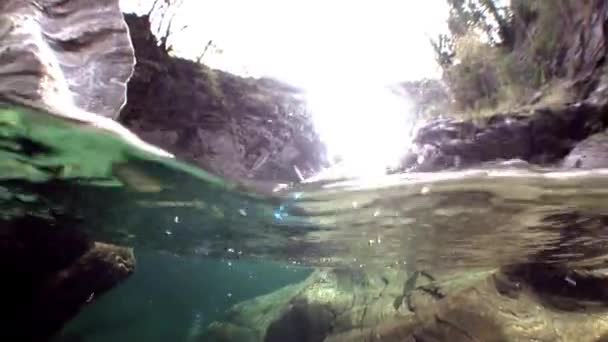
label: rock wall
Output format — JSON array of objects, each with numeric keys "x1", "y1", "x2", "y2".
[
  {"x1": 120, "y1": 15, "x2": 328, "y2": 183},
  {"x1": 393, "y1": 101, "x2": 608, "y2": 173},
  {"x1": 0, "y1": 0, "x2": 134, "y2": 119},
  {"x1": 389, "y1": 0, "x2": 608, "y2": 174},
  {"x1": 531, "y1": 0, "x2": 608, "y2": 99}
]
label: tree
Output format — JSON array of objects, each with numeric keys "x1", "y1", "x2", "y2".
[
  {"x1": 443, "y1": 0, "x2": 513, "y2": 46},
  {"x1": 479, "y1": 0, "x2": 514, "y2": 48},
  {"x1": 430, "y1": 34, "x2": 456, "y2": 68},
  {"x1": 146, "y1": 0, "x2": 187, "y2": 52}
]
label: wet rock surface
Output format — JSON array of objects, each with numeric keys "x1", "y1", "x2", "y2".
[
  {"x1": 120, "y1": 15, "x2": 328, "y2": 183},
  {"x1": 328, "y1": 267, "x2": 608, "y2": 342},
  {"x1": 201, "y1": 268, "x2": 492, "y2": 342},
  {"x1": 204, "y1": 265, "x2": 608, "y2": 342},
  {"x1": 393, "y1": 102, "x2": 608, "y2": 173}
]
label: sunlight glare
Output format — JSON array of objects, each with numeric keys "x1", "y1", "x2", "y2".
[
  {"x1": 121, "y1": 0, "x2": 450, "y2": 177},
  {"x1": 306, "y1": 80, "x2": 414, "y2": 176}
]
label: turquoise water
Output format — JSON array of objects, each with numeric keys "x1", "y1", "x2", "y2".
[
  {"x1": 6, "y1": 104, "x2": 608, "y2": 341},
  {"x1": 55, "y1": 250, "x2": 310, "y2": 342}
]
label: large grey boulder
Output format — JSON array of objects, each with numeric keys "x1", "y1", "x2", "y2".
[
  {"x1": 0, "y1": 0, "x2": 134, "y2": 119},
  {"x1": 562, "y1": 130, "x2": 608, "y2": 169}
]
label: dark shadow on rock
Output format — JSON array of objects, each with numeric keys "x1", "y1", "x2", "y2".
[
  {"x1": 496, "y1": 210, "x2": 608, "y2": 311},
  {"x1": 53, "y1": 332, "x2": 86, "y2": 342},
  {"x1": 502, "y1": 262, "x2": 608, "y2": 312},
  {"x1": 411, "y1": 307, "x2": 509, "y2": 342},
  {"x1": 596, "y1": 332, "x2": 608, "y2": 342},
  {"x1": 264, "y1": 299, "x2": 334, "y2": 342},
  {"x1": 0, "y1": 212, "x2": 135, "y2": 341}
]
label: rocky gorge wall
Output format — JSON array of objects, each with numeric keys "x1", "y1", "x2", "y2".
[
  {"x1": 120, "y1": 15, "x2": 328, "y2": 183},
  {"x1": 391, "y1": 0, "x2": 608, "y2": 174}
]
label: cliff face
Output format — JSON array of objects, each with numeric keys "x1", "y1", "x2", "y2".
[
  {"x1": 0, "y1": 0, "x2": 134, "y2": 119},
  {"x1": 120, "y1": 15, "x2": 328, "y2": 183},
  {"x1": 390, "y1": 0, "x2": 608, "y2": 174},
  {"x1": 511, "y1": 0, "x2": 608, "y2": 100}
]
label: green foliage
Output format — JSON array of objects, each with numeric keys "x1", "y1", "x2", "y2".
[
  {"x1": 430, "y1": 34, "x2": 456, "y2": 68},
  {"x1": 433, "y1": 0, "x2": 573, "y2": 113},
  {"x1": 444, "y1": 0, "x2": 512, "y2": 46},
  {"x1": 400, "y1": 79, "x2": 451, "y2": 119},
  {"x1": 444, "y1": 33, "x2": 500, "y2": 111},
  {"x1": 520, "y1": 1, "x2": 566, "y2": 76}
]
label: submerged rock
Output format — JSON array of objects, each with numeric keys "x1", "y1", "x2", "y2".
[
  {"x1": 328, "y1": 268, "x2": 608, "y2": 342},
  {"x1": 201, "y1": 268, "x2": 492, "y2": 342},
  {"x1": 206, "y1": 264, "x2": 608, "y2": 342},
  {"x1": 201, "y1": 268, "x2": 409, "y2": 342},
  {"x1": 0, "y1": 213, "x2": 135, "y2": 341}
]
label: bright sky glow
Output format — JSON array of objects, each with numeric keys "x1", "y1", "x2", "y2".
[{"x1": 121, "y1": 0, "x2": 450, "y2": 176}]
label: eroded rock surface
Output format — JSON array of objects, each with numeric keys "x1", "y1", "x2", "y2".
[
  {"x1": 201, "y1": 268, "x2": 492, "y2": 342},
  {"x1": 328, "y1": 268, "x2": 608, "y2": 342},
  {"x1": 205, "y1": 265, "x2": 608, "y2": 342},
  {"x1": 0, "y1": 0, "x2": 134, "y2": 119}
]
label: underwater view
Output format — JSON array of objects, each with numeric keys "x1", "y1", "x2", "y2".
[{"x1": 6, "y1": 0, "x2": 608, "y2": 341}]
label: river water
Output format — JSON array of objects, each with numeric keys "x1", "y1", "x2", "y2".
[{"x1": 4, "y1": 104, "x2": 608, "y2": 341}]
